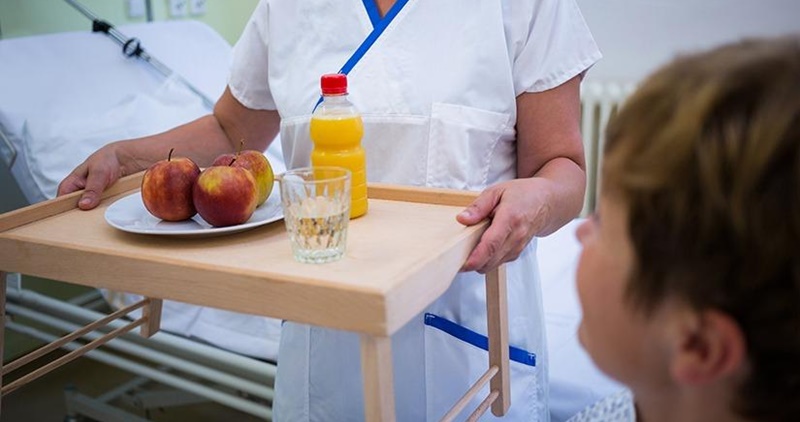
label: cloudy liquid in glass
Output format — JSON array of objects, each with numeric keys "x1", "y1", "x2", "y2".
[{"x1": 284, "y1": 196, "x2": 349, "y2": 263}]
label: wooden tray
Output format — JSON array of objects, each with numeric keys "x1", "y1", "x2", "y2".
[
  {"x1": 0, "y1": 173, "x2": 486, "y2": 336},
  {"x1": 0, "y1": 173, "x2": 513, "y2": 421}
]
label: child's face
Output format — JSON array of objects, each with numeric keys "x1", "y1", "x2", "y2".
[{"x1": 575, "y1": 195, "x2": 672, "y2": 389}]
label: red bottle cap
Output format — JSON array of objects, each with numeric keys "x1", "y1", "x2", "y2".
[{"x1": 320, "y1": 73, "x2": 348, "y2": 95}]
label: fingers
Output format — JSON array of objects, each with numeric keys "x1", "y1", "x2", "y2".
[
  {"x1": 57, "y1": 164, "x2": 93, "y2": 209},
  {"x1": 457, "y1": 187, "x2": 502, "y2": 226},
  {"x1": 76, "y1": 170, "x2": 110, "y2": 210},
  {"x1": 462, "y1": 217, "x2": 525, "y2": 273},
  {"x1": 460, "y1": 186, "x2": 534, "y2": 273},
  {"x1": 57, "y1": 172, "x2": 87, "y2": 197},
  {"x1": 461, "y1": 224, "x2": 507, "y2": 273},
  {"x1": 56, "y1": 158, "x2": 118, "y2": 210}
]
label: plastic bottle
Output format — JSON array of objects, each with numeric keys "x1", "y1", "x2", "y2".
[{"x1": 310, "y1": 73, "x2": 368, "y2": 219}]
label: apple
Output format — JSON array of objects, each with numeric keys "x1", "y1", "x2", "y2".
[
  {"x1": 193, "y1": 165, "x2": 259, "y2": 227},
  {"x1": 212, "y1": 150, "x2": 274, "y2": 206},
  {"x1": 141, "y1": 148, "x2": 200, "y2": 221}
]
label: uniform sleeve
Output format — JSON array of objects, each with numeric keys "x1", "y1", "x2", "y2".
[
  {"x1": 228, "y1": 0, "x2": 277, "y2": 110},
  {"x1": 504, "y1": 0, "x2": 602, "y2": 95}
]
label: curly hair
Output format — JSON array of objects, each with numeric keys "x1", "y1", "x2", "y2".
[{"x1": 602, "y1": 36, "x2": 800, "y2": 421}]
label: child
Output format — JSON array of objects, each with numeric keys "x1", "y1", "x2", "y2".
[{"x1": 570, "y1": 36, "x2": 800, "y2": 422}]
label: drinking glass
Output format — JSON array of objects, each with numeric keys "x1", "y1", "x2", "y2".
[{"x1": 279, "y1": 167, "x2": 351, "y2": 264}]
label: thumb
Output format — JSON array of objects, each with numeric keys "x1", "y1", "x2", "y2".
[
  {"x1": 76, "y1": 171, "x2": 113, "y2": 210},
  {"x1": 457, "y1": 189, "x2": 501, "y2": 226},
  {"x1": 77, "y1": 190, "x2": 101, "y2": 211}
]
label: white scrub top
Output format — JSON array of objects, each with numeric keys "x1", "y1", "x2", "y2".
[{"x1": 228, "y1": 1, "x2": 600, "y2": 420}]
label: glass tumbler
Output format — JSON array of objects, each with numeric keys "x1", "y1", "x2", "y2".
[{"x1": 279, "y1": 166, "x2": 351, "y2": 264}]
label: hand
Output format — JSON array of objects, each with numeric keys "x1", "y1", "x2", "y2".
[
  {"x1": 57, "y1": 144, "x2": 126, "y2": 210},
  {"x1": 456, "y1": 178, "x2": 549, "y2": 273}
]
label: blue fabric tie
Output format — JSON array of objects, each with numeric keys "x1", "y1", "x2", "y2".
[{"x1": 314, "y1": 0, "x2": 410, "y2": 111}]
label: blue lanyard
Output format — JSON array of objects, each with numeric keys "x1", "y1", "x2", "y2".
[{"x1": 314, "y1": 0, "x2": 410, "y2": 110}]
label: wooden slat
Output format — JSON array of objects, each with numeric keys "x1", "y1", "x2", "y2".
[
  {"x1": 0, "y1": 318, "x2": 146, "y2": 395},
  {"x1": 440, "y1": 366, "x2": 499, "y2": 422},
  {"x1": 360, "y1": 335, "x2": 395, "y2": 422},
  {"x1": 486, "y1": 265, "x2": 510, "y2": 416},
  {"x1": 0, "y1": 172, "x2": 143, "y2": 233},
  {"x1": 2, "y1": 299, "x2": 147, "y2": 374},
  {"x1": 368, "y1": 183, "x2": 479, "y2": 207},
  {"x1": 466, "y1": 391, "x2": 499, "y2": 422}
]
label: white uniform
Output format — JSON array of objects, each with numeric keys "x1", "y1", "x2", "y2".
[{"x1": 228, "y1": 1, "x2": 600, "y2": 420}]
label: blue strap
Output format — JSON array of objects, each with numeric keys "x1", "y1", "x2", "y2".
[
  {"x1": 314, "y1": 0, "x2": 410, "y2": 111},
  {"x1": 362, "y1": 0, "x2": 381, "y2": 28},
  {"x1": 424, "y1": 313, "x2": 537, "y2": 367},
  {"x1": 341, "y1": 0, "x2": 408, "y2": 76}
]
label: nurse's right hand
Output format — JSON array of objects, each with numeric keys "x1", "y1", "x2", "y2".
[{"x1": 57, "y1": 142, "x2": 131, "y2": 210}]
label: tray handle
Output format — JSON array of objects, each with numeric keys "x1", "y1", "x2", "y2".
[
  {"x1": 368, "y1": 183, "x2": 479, "y2": 207},
  {"x1": 0, "y1": 172, "x2": 144, "y2": 233}
]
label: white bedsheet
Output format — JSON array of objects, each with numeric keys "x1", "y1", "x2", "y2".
[
  {"x1": 0, "y1": 20, "x2": 244, "y2": 202},
  {"x1": 538, "y1": 220, "x2": 625, "y2": 420},
  {"x1": 0, "y1": 20, "x2": 622, "y2": 419}
]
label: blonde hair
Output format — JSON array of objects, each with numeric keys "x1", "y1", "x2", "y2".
[{"x1": 603, "y1": 36, "x2": 800, "y2": 421}]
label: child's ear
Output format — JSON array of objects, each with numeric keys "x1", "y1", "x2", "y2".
[{"x1": 669, "y1": 310, "x2": 747, "y2": 385}]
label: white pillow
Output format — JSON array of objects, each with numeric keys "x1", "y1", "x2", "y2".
[{"x1": 22, "y1": 76, "x2": 209, "y2": 200}]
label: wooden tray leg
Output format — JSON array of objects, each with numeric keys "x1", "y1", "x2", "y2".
[
  {"x1": 140, "y1": 297, "x2": 163, "y2": 338},
  {"x1": 360, "y1": 334, "x2": 395, "y2": 422},
  {"x1": 486, "y1": 265, "x2": 510, "y2": 416}
]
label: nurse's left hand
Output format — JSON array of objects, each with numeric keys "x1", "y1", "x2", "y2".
[{"x1": 456, "y1": 178, "x2": 548, "y2": 273}]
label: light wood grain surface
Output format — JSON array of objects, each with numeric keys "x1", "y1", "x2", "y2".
[{"x1": 0, "y1": 175, "x2": 487, "y2": 336}]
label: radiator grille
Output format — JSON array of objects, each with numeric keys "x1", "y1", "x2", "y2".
[{"x1": 579, "y1": 81, "x2": 636, "y2": 215}]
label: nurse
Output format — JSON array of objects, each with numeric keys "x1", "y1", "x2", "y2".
[{"x1": 59, "y1": 0, "x2": 601, "y2": 420}]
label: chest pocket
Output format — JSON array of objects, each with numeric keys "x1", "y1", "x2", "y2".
[
  {"x1": 361, "y1": 113, "x2": 431, "y2": 186},
  {"x1": 427, "y1": 102, "x2": 514, "y2": 191},
  {"x1": 280, "y1": 105, "x2": 514, "y2": 191}
]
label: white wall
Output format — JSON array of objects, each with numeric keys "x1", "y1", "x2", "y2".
[{"x1": 577, "y1": 0, "x2": 800, "y2": 84}]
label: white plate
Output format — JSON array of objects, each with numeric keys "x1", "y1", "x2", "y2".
[{"x1": 105, "y1": 189, "x2": 283, "y2": 237}]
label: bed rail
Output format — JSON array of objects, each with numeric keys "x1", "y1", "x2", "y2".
[
  {"x1": 0, "y1": 129, "x2": 16, "y2": 168},
  {"x1": 64, "y1": 0, "x2": 215, "y2": 109}
]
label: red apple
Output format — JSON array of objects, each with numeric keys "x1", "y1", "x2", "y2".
[
  {"x1": 193, "y1": 166, "x2": 258, "y2": 227},
  {"x1": 211, "y1": 152, "x2": 237, "y2": 167},
  {"x1": 141, "y1": 148, "x2": 200, "y2": 221},
  {"x1": 212, "y1": 150, "x2": 274, "y2": 206}
]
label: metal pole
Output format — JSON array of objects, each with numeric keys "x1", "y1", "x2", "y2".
[
  {"x1": 62, "y1": 0, "x2": 215, "y2": 109},
  {"x1": 145, "y1": 0, "x2": 154, "y2": 22}
]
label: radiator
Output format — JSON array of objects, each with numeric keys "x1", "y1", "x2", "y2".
[{"x1": 579, "y1": 81, "x2": 636, "y2": 215}]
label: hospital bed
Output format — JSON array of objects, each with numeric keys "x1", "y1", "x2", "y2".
[
  {"x1": 0, "y1": 19, "x2": 284, "y2": 420},
  {"x1": 0, "y1": 18, "x2": 623, "y2": 421}
]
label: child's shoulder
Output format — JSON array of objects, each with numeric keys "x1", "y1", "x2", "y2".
[{"x1": 567, "y1": 388, "x2": 636, "y2": 422}]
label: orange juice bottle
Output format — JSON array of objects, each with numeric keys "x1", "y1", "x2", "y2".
[{"x1": 310, "y1": 73, "x2": 368, "y2": 218}]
